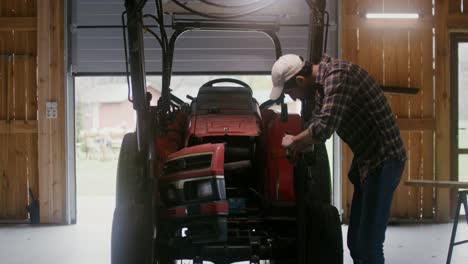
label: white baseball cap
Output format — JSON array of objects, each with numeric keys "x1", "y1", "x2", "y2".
[{"x1": 270, "y1": 54, "x2": 305, "y2": 100}]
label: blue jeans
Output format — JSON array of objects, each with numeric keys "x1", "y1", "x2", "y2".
[{"x1": 347, "y1": 159, "x2": 405, "y2": 264}]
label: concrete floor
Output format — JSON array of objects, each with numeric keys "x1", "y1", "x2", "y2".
[{"x1": 1, "y1": 196, "x2": 468, "y2": 264}]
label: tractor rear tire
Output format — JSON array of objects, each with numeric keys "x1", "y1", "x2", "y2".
[
  {"x1": 111, "y1": 133, "x2": 154, "y2": 264},
  {"x1": 303, "y1": 143, "x2": 343, "y2": 264},
  {"x1": 305, "y1": 203, "x2": 343, "y2": 264}
]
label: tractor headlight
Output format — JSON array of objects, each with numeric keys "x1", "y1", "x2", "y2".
[
  {"x1": 183, "y1": 178, "x2": 225, "y2": 201},
  {"x1": 197, "y1": 181, "x2": 213, "y2": 198}
]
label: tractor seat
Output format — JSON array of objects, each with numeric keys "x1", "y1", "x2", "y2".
[{"x1": 193, "y1": 85, "x2": 257, "y2": 115}]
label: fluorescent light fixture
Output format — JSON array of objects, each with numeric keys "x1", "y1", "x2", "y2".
[{"x1": 366, "y1": 13, "x2": 419, "y2": 19}]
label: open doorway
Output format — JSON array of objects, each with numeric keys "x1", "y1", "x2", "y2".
[
  {"x1": 72, "y1": 75, "x2": 337, "y2": 263},
  {"x1": 73, "y1": 74, "x2": 337, "y2": 223},
  {"x1": 74, "y1": 76, "x2": 136, "y2": 226},
  {"x1": 74, "y1": 74, "x2": 336, "y2": 217}
]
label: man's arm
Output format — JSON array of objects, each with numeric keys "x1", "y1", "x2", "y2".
[
  {"x1": 308, "y1": 69, "x2": 354, "y2": 142},
  {"x1": 282, "y1": 129, "x2": 319, "y2": 152},
  {"x1": 282, "y1": 69, "x2": 355, "y2": 154}
]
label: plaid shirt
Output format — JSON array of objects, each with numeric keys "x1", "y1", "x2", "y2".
[{"x1": 308, "y1": 55, "x2": 407, "y2": 183}]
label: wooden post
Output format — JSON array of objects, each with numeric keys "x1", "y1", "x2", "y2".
[
  {"x1": 435, "y1": 0, "x2": 451, "y2": 222},
  {"x1": 37, "y1": 0, "x2": 66, "y2": 224}
]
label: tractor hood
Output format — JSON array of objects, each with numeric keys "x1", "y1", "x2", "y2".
[{"x1": 190, "y1": 115, "x2": 260, "y2": 138}]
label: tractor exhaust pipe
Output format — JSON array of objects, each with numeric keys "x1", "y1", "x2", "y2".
[{"x1": 298, "y1": 3, "x2": 327, "y2": 264}]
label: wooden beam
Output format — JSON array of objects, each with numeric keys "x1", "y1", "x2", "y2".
[
  {"x1": 435, "y1": 0, "x2": 451, "y2": 222},
  {"x1": 405, "y1": 180, "x2": 468, "y2": 189},
  {"x1": 343, "y1": 15, "x2": 434, "y2": 30},
  {"x1": 397, "y1": 118, "x2": 435, "y2": 131},
  {"x1": 447, "y1": 14, "x2": 468, "y2": 29},
  {"x1": 0, "y1": 17, "x2": 36, "y2": 31},
  {"x1": 0, "y1": 120, "x2": 38, "y2": 134}
]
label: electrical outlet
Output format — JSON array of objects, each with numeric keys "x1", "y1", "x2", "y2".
[{"x1": 46, "y1": 101, "x2": 58, "y2": 119}]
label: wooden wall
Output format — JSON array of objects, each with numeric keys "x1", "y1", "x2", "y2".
[
  {"x1": 340, "y1": 0, "x2": 468, "y2": 222},
  {"x1": 435, "y1": 0, "x2": 468, "y2": 221},
  {"x1": 341, "y1": 0, "x2": 437, "y2": 221},
  {"x1": 0, "y1": 0, "x2": 66, "y2": 224},
  {"x1": 0, "y1": 0, "x2": 38, "y2": 222}
]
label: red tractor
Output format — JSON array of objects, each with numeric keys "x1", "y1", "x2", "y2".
[{"x1": 111, "y1": 0, "x2": 341, "y2": 263}]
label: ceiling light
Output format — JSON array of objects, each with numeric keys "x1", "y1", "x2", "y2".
[{"x1": 366, "y1": 13, "x2": 419, "y2": 19}]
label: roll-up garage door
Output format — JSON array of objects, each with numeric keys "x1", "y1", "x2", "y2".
[{"x1": 71, "y1": 0, "x2": 339, "y2": 75}]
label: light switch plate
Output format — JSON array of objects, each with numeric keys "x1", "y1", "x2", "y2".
[{"x1": 46, "y1": 101, "x2": 58, "y2": 119}]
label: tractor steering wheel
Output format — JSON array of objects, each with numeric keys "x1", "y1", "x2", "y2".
[{"x1": 201, "y1": 78, "x2": 252, "y2": 89}]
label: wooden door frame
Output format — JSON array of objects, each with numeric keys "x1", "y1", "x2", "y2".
[
  {"x1": 450, "y1": 33, "x2": 468, "y2": 215},
  {"x1": 450, "y1": 33, "x2": 468, "y2": 181}
]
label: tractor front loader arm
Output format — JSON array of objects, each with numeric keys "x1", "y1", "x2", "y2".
[{"x1": 124, "y1": 0, "x2": 149, "y2": 152}]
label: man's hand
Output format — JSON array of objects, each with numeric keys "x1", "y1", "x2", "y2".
[
  {"x1": 282, "y1": 134, "x2": 299, "y2": 163},
  {"x1": 281, "y1": 129, "x2": 318, "y2": 163},
  {"x1": 282, "y1": 134, "x2": 295, "y2": 148}
]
